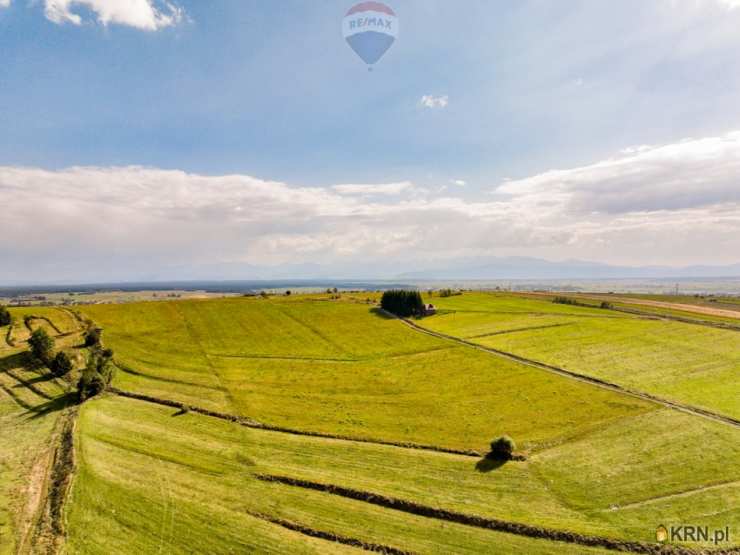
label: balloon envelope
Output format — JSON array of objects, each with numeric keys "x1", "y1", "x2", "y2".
[{"x1": 342, "y1": 2, "x2": 398, "y2": 66}]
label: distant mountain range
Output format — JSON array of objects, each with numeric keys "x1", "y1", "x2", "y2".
[
  {"x1": 3, "y1": 257, "x2": 740, "y2": 288},
  {"x1": 394, "y1": 257, "x2": 740, "y2": 280}
]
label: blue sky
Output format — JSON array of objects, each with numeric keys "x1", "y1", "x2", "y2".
[{"x1": 2, "y1": 0, "x2": 740, "y2": 282}]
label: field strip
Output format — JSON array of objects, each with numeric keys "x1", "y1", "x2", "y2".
[
  {"x1": 254, "y1": 474, "x2": 701, "y2": 555},
  {"x1": 521, "y1": 293, "x2": 740, "y2": 331},
  {"x1": 114, "y1": 361, "x2": 222, "y2": 390},
  {"x1": 3, "y1": 367, "x2": 56, "y2": 401},
  {"x1": 579, "y1": 295, "x2": 740, "y2": 320},
  {"x1": 437, "y1": 310, "x2": 630, "y2": 319},
  {"x1": 392, "y1": 314, "x2": 740, "y2": 428},
  {"x1": 276, "y1": 306, "x2": 350, "y2": 357},
  {"x1": 107, "y1": 388, "x2": 484, "y2": 458},
  {"x1": 467, "y1": 322, "x2": 574, "y2": 339},
  {"x1": 245, "y1": 511, "x2": 415, "y2": 555},
  {"x1": 174, "y1": 303, "x2": 237, "y2": 411},
  {"x1": 208, "y1": 353, "x2": 357, "y2": 363},
  {"x1": 0, "y1": 380, "x2": 37, "y2": 411},
  {"x1": 604, "y1": 480, "x2": 740, "y2": 512}
]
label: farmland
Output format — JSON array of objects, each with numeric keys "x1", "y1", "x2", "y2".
[
  {"x1": 422, "y1": 292, "x2": 740, "y2": 420},
  {"x1": 0, "y1": 293, "x2": 739, "y2": 553}
]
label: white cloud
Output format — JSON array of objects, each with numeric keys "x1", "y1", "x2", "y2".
[
  {"x1": 0, "y1": 0, "x2": 10, "y2": 9},
  {"x1": 44, "y1": 0, "x2": 184, "y2": 30},
  {"x1": 420, "y1": 95, "x2": 449, "y2": 109},
  {"x1": 2, "y1": 130, "x2": 740, "y2": 282},
  {"x1": 498, "y1": 131, "x2": 740, "y2": 214},
  {"x1": 332, "y1": 182, "x2": 415, "y2": 196},
  {"x1": 715, "y1": 0, "x2": 740, "y2": 9},
  {"x1": 451, "y1": 179, "x2": 466, "y2": 187}
]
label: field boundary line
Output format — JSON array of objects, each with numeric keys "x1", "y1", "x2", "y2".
[
  {"x1": 107, "y1": 387, "x2": 484, "y2": 458},
  {"x1": 388, "y1": 312, "x2": 740, "y2": 429},
  {"x1": 255, "y1": 473, "x2": 706, "y2": 555},
  {"x1": 4, "y1": 323, "x2": 15, "y2": 347},
  {"x1": 23, "y1": 315, "x2": 64, "y2": 336},
  {"x1": 467, "y1": 322, "x2": 574, "y2": 339},
  {"x1": 246, "y1": 511, "x2": 415, "y2": 555},
  {"x1": 606, "y1": 480, "x2": 740, "y2": 511}
]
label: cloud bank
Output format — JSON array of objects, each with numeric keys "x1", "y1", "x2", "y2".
[{"x1": 2, "y1": 130, "x2": 740, "y2": 282}]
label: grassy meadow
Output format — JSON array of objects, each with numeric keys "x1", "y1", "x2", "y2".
[
  {"x1": 421, "y1": 293, "x2": 740, "y2": 419},
  {"x1": 0, "y1": 293, "x2": 738, "y2": 552},
  {"x1": 68, "y1": 395, "x2": 739, "y2": 552},
  {"x1": 81, "y1": 297, "x2": 655, "y2": 452}
]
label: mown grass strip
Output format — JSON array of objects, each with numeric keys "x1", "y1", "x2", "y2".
[
  {"x1": 247, "y1": 512, "x2": 415, "y2": 555},
  {"x1": 254, "y1": 474, "x2": 702, "y2": 555},
  {"x1": 396, "y1": 314, "x2": 740, "y2": 428},
  {"x1": 107, "y1": 388, "x2": 483, "y2": 458}
]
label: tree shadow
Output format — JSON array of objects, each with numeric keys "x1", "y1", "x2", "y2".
[
  {"x1": 0, "y1": 351, "x2": 31, "y2": 372},
  {"x1": 25, "y1": 392, "x2": 77, "y2": 419},
  {"x1": 475, "y1": 455, "x2": 508, "y2": 473},
  {"x1": 24, "y1": 372, "x2": 59, "y2": 385},
  {"x1": 369, "y1": 308, "x2": 394, "y2": 319}
]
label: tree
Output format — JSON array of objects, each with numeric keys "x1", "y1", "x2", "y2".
[
  {"x1": 50, "y1": 351, "x2": 73, "y2": 376},
  {"x1": 0, "y1": 306, "x2": 11, "y2": 327},
  {"x1": 28, "y1": 328, "x2": 54, "y2": 364},
  {"x1": 488, "y1": 436, "x2": 516, "y2": 460},
  {"x1": 380, "y1": 290, "x2": 425, "y2": 317}
]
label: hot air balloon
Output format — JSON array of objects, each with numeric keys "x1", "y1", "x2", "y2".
[{"x1": 342, "y1": 2, "x2": 398, "y2": 68}]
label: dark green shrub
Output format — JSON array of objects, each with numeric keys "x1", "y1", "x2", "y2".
[
  {"x1": 380, "y1": 290, "x2": 424, "y2": 317},
  {"x1": 553, "y1": 296, "x2": 578, "y2": 306},
  {"x1": 600, "y1": 301, "x2": 614, "y2": 310},
  {"x1": 0, "y1": 306, "x2": 11, "y2": 327},
  {"x1": 50, "y1": 351, "x2": 73, "y2": 376},
  {"x1": 488, "y1": 436, "x2": 516, "y2": 459},
  {"x1": 77, "y1": 349, "x2": 115, "y2": 401},
  {"x1": 28, "y1": 328, "x2": 55, "y2": 364},
  {"x1": 84, "y1": 327, "x2": 101, "y2": 347}
]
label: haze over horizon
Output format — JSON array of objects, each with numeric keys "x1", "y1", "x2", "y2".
[{"x1": 3, "y1": 1, "x2": 740, "y2": 283}]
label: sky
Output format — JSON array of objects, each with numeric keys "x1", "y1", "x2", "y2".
[{"x1": 2, "y1": 0, "x2": 740, "y2": 283}]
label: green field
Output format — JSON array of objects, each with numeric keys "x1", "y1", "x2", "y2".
[
  {"x1": 421, "y1": 293, "x2": 740, "y2": 419},
  {"x1": 1, "y1": 294, "x2": 738, "y2": 553},
  {"x1": 81, "y1": 297, "x2": 655, "y2": 451},
  {"x1": 0, "y1": 307, "x2": 79, "y2": 555}
]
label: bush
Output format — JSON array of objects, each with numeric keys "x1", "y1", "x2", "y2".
[
  {"x1": 77, "y1": 348, "x2": 115, "y2": 401},
  {"x1": 50, "y1": 351, "x2": 73, "y2": 376},
  {"x1": 599, "y1": 301, "x2": 614, "y2": 310},
  {"x1": 0, "y1": 306, "x2": 11, "y2": 327},
  {"x1": 84, "y1": 327, "x2": 101, "y2": 347},
  {"x1": 488, "y1": 436, "x2": 516, "y2": 459},
  {"x1": 553, "y1": 296, "x2": 578, "y2": 306},
  {"x1": 438, "y1": 288, "x2": 462, "y2": 298},
  {"x1": 28, "y1": 328, "x2": 55, "y2": 364},
  {"x1": 380, "y1": 290, "x2": 425, "y2": 317}
]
